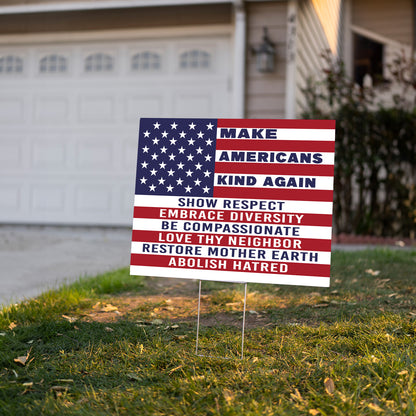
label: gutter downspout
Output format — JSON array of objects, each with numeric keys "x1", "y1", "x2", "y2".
[{"x1": 233, "y1": 0, "x2": 246, "y2": 118}]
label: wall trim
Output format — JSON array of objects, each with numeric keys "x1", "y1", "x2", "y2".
[
  {"x1": 0, "y1": 0, "x2": 233, "y2": 15},
  {"x1": 0, "y1": 25, "x2": 233, "y2": 46}
]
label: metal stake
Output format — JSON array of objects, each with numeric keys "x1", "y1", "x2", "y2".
[{"x1": 195, "y1": 280, "x2": 248, "y2": 359}]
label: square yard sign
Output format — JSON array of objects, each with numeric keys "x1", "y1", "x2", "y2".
[{"x1": 130, "y1": 118, "x2": 335, "y2": 287}]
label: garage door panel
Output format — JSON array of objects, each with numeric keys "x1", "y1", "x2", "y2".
[
  {"x1": 0, "y1": 96, "x2": 25, "y2": 122},
  {"x1": 0, "y1": 34, "x2": 232, "y2": 225},
  {"x1": 34, "y1": 96, "x2": 70, "y2": 123}
]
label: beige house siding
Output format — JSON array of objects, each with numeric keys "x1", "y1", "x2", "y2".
[
  {"x1": 0, "y1": 4, "x2": 232, "y2": 34},
  {"x1": 245, "y1": 1, "x2": 288, "y2": 119},
  {"x1": 351, "y1": 0, "x2": 412, "y2": 46},
  {"x1": 295, "y1": 0, "x2": 343, "y2": 116}
]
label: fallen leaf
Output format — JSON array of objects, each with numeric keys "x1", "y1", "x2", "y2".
[
  {"x1": 100, "y1": 304, "x2": 118, "y2": 312},
  {"x1": 170, "y1": 324, "x2": 179, "y2": 329},
  {"x1": 8, "y1": 322, "x2": 17, "y2": 330},
  {"x1": 14, "y1": 353, "x2": 29, "y2": 366},
  {"x1": 398, "y1": 370, "x2": 408, "y2": 376},
  {"x1": 173, "y1": 334, "x2": 187, "y2": 340},
  {"x1": 50, "y1": 386, "x2": 69, "y2": 392},
  {"x1": 105, "y1": 327, "x2": 114, "y2": 332},
  {"x1": 313, "y1": 303, "x2": 329, "y2": 308},
  {"x1": 366, "y1": 269, "x2": 380, "y2": 276},
  {"x1": 309, "y1": 410, "x2": 320, "y2": 416},
  {"x1": 62, "y1": 315, "x2": 77, "y2": 323},
  {"x1": 22, "y1": 382, "x2": 33, "y2": 387},
  {"x1": 368, "y1": 403, "x2": 384, "y2": 413},
  {"x1": 151, "y1": 319, "x2": 163, "y2": 325},
  {"x1": 324, "y1": 377, "x2": 335, "y2": 395}
]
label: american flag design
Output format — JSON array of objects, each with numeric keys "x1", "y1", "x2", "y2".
[{"x1": 131, "y1": 118, "x2": 335, "y2": 287}]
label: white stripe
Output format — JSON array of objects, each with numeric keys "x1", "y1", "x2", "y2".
[
  {"x1": 215, "y1": 150, "x2": 335, "y2": 165},
  {"x1": 134, "y1": 195, "x2": 333, "y2": 214},
  {"x1": 216, "y1": 128, "x2": 335, "y2": 141},
  {"x1": 132, "y1": 218, "x2": 332, "y2": 239},
  {"x1": 131, "y1": 242, "x2": 331, "y2": 264},
  {"x1": 214, "y1": 174, "x2": 334, "y2": 190},
  {"x1": 130, "y1": 265, "x2": 330, "y2": 287}
]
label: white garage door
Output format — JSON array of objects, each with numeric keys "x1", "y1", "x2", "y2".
[{"x1": 0, "y1": 33, "x2": 232, "y2": 225}]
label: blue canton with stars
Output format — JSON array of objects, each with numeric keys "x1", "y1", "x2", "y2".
[{"x1": 135, "y1": 118, "x2": 218, "y2": 197}]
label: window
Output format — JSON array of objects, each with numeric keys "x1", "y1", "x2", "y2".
[
  {"x1": 0, "y1": 55, "x2": 23, "y2": 74},
  {"x1": 131, "y1": 52, "x2": 161, "y2": 71},
  {"x1": 179, "y1": 50, "x2": 211, "y2": 70},
  {"x1": 85, "y1": 53, "x2": 114, "y2": 73},
  {"x1": 39, "y1": 54, "x2": 67, "y2": 73},
  {"x1": 353, "y1": 34, "x2": 384, "y2": 86}
]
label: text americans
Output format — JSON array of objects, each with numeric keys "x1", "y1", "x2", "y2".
[{"x1": 218, "y1": 151, "x2": 323, "y2": 164}]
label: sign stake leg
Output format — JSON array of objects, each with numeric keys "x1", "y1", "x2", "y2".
[
  {"x1": 241, "y1": 282, "x2": 247, "y2": 360},
  {"x1": 195, "y1": 280, "x2": 202, "y2": 356}
]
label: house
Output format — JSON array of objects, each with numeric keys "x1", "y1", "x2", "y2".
[{"x1": 0, "y1": 0, "x2": 414, "y2": 226}]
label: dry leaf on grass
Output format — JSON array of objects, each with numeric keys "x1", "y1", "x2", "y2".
[
  {"x1": 324, "y1": 377, "x2": 335, "y2": 395},
  {"x1": 366, "y1": 269, "x2": 381, "y2": 276},
  {"x1": 368, "y1": 403, "x2": 384, "y2": 413},
  {"x1": 62, "y1": 315, "x2": 77, "y2": 323},
  {"x1": 100, "y1": 304, "x2": 118, "y2": 312},
  {"x1": 9, "y1": 322, "x2": 17, "y2": 330},
  {"x1": 14, "y1": 350, "x2": 31, "y2": 366},
  {"x1": 309, "y1": 410, "x2": 320, "y2": 416}
]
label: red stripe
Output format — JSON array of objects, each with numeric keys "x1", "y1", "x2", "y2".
[
  {"x1": 217, "y1": 119, "x2": 336, "y2": 129},
  {"x1": 131, "y1": 253, "x2": 331, "y2": 277},
  {"x1": 133, "y1": 207, "x2": 332, "y2": 226},
  {"x1": 132, "y1": 230, "x2": 332, "y2": 251},
  {"x1": 213, "y1": 187, "x2": 333, "y2": 201},
  {"x1": 216, "y1": 139, "x2": 335, "y2": 152},
  {"x1": 214, "y1": 162, "x2": 334, "y2": 176}
]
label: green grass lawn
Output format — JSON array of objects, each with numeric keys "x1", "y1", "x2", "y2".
[{"x1": 1, "y1": 249, "x2": 416, "y2": 415}]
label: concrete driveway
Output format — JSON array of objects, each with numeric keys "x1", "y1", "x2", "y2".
[{"x1": 0, "y1": 226, "x2": 132, "y2": 306}]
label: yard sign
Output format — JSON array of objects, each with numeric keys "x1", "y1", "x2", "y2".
[{"x1": 130, "y1": 118, "x2": 335, "y2": 287}]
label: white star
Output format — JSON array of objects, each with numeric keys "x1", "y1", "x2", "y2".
[
  {"x1": 160, "y1": 146, "x2": 167, "y2": 153},
  {"x1": 152, "y1": 138, "x2": 159, "y2": 145},
  {"x1": 168, "y1": 153, "x2": 176, "y2": 161},
  {"x1": 187, "y1": 154, "x2": 194, "y2": 161},
  {"x1": 140, "y1": 177, "x2": 147, "y2": 184},
  {"x1": 206, "y1": 139, "x2": 213, "y2": 146},
  {"x1": 144, "y1": 130, "x2": 150, "y2": 138},
  {"x1": 167, "y1": 169, "x2": 175, "y2": 176},
  {"x1": 177, "y1": 162, "x2": 184, "y2": 169},
  {"x1": 205, "y1": 154, "x2": 212, "y2": 161},
  {"x1": 141, "y1": 161, "x2": 148, "y2": 168},
  {"x1": 178, "y1": 147, "x2": 185, "y2": 154},
  {"x1": 171, "y1": 122, "x2": 178, "y2": 129},
  {"x1": 195, "y1": 163, "x2": 202, "y2": 170},
  {"x1": 158, "y1": 177, "x2": 165, "y2": 185},
  {"x1": 142, "y1": 146, "x2": 149, "y2": 153},
  {"x1": 207, "y1": 123, "x2": 214, "y2": 130},
  {"x1": 179, "y1": 131, "x2": 186, "y2": 138},
  {"x1": 203, "y1": 186, "x2": 210, "y2": 193},
  {"x1": 194, "y1": 178, "x2": 202, "y2": 186},
  {"x1": 170, "y1": 138, "x2": 177, "y2": 145},
  {"x1": 196, "y1": 147, "x2": 203, "y2": 154},
  {"x1": 185, "y1": 186, "x2": 192, "y2": 193},
  {"x1": 150, "y1": 169, "x2": 157, "y2": 176},
  {"x1": 151, "y1": 153, "x2": 158, "y2": 160},
  {"x1": 159, "y1": 162, "x2": 166, "y2": 169},
  {"x1": 149, "y1": 184, "x2": 156, "y2": 191},
  {"x1": 188, "y1": 138, "x2": 195, "y2": 146},
  {"x1": 204, "y1": 170, "x2": 211, "y2": 177},
  {"x1": 161, "y1": 131, "x2": 168, "y2": 138},
  {"x1": 186, "y1": 169, "x2": 193, "y2": 177},
  {"x1": 166, "y1": 185, "x2": 174, "y2": 192},
  {"x1": 176, "y1": 178, "x2": 184, "y2": 185},
  {"x1": 153, "y1": 122, "x2": 160, "y2": 129},
  {"x1": 189, "y1": 122, "x2": 196, "y2": 130},
  {"x1": 197, "y1": 131, "x2": 204, "y2": 138}
]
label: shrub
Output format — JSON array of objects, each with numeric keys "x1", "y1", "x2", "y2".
[{"x1": 302, "y1": 50, "x2": 416, "y2": 238}]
